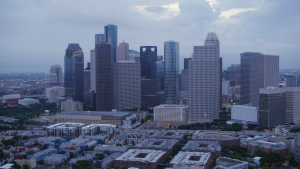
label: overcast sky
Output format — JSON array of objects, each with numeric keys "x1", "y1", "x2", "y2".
[{"x1": 0, "y1": 0, "x2": 300, "y2": 72}]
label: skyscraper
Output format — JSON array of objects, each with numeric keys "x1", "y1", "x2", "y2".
[
  {"x1": 240, "y1": 52, "x2": 279, "y2": 106},
  {"x1": 50, "y1": 65, "x2": 62, "y2": 85},
  {"x1": 116, "y1": 41, "x2": 129, "y2": 62},
  {"x1": 95, "y1": 42, "x2": 113, "y2": 111},
  {"x1": 151, "y1": 61, "x2": 164, "y2": 91},
  {"x1": 184, "y1": 58, "x2": 191, "y2": 70},
  {"x1": 95, "y1": 34, "x2": 105, "y2": 44},
  {"x1": 64, "y1": 44, "x2": 84, "y2": 102},
  {"x1": 45, "y1": 73, "x2": 58, "y2": 88},
  {"x1": 188, "y1": 33, "x2": 220, "y2": 123},
  {"x1": 84, "y1": 63, "x2": 91, "y2": 93},
  {"x1": 286, "y1": 75, "x2": 297, "y2": 87},
  {"x1": 90, "y1": 49, "x2": 96, "y2": 91},
  {"x1": 104, "y1": 24, "x2": 117, "y2": 62},
  {"x1": 140, "y1": 46, "x2": 157, "y2": 79},
  {"x1": 129, "y1": 49, "x2": 140, "y2": 62},
  {"x1": 164, "y1": 40, "x2": 179, "y2": 104}
]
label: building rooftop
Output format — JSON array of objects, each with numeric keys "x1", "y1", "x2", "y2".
[
  {"x1": 192, "y1": 130, "x2": 239, "y2": 140},
  {"x1": 155, "y1": 104, "x2": 188, "y2": 108},
  {"x1": 148, "y1": 131, "x2": 184, "y2": 140},
  {"x1": 81, "y1": 124, "x2": 116, "y2": 130},
  {"x1": 134, "y1": 139, "x2": 179, "y2": 150},
  {"x1": 59, "y1": 111, "x2": 131, "y2": 117},
  {"x1": 182, "y1": 140, "x2": 221, "y2": 151},
  {"x1": 115, "y1": 149, "x2": 167, "y2": 163},
  {"x1": 47, "y1": 122, "x2": 85, "y2": 129},
  {"x1": 217, "y1": 157, "x2": 248, "y2": 167},
  {"x1": 170, "y1": 151, "x2": 211, "y2": 166}
]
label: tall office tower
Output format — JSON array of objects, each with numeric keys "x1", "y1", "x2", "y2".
[
  {"x1": 90, "y1": 49, "x2": 96, "y2": 91},
  {"x1": 286, "y1": 75, "x2": 297, "y2": 87},
  {"x1": 184, "y1": 58, "x2": 191, "y2": 70},
  {"x1": 116, "y1": 41, "x2": 129, "y2": 62},
  {"x1": 188, "y1": 33, "x2": 220, "y2": 123},
  {"x1": 95, "y1": 34, "x2": 105, "y2": 44},
  {"x1": 296, "y1": 132, "x2": 300, "y2": 163},
  {"x1": 259, "y1": 87, "x2": 286, "y2": 128},
  {"x1": 286, "y1": 87, "x2": 300, "y2": 124},
  {"x1": 240, "y1": 52, "x2": 279, "y2": 106},
  {"x1": 50, "y1": 65, "x2": 62, "y2": 85},
  {"x1": 84, "y1": 63, "x2": 91, "y2": 93},
  {"x1": 140, "y1": 46, "x2": 157, "y2": 79},
  {"x1": 164, "y1": 40, "x2": 179, "y2": 104},
  {"x1": 64, "y1": 44, "x2": 84, "y2": 102},
  {"x1": 157, "y1": 55, "x2": 163, "y2": 61},
  {"x1": 181, "y1": 69, "x2": 188, "y2": 91},
  {"x1": 129, "y1": 49, "x2": 140, "y2": 62},
  {"x1": 95, "y1": 42, "x2": 113, "y2": 111},
  {"x1": 45, "y1": 73, "x2": 58, "y2": 88},
  {"x1": 219, "y1": 58, "x2": 222, "y2": 109},
  {"x1": 104, "y1": 24, "x2": 117, "y2": 62},
  {"x1": 151, "y1": 61, "x2": 164, "y2": 91},
  {"x1": 113, "y1": 60, "x2": 141, "y2": 110}
]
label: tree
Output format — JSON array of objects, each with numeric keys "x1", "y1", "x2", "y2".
[
  {"x1": 22, "y1": 136, "x2": 28, "y2": 140},
  {"x1": 23, "y1": 164, "x2": 29, "y2": 169}
]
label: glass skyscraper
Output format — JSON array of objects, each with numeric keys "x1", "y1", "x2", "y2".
[
  {"x1": 140, "y1": 46, "x2": 157, "y2": 79},
  {"x1": 95, "y1": 34, "x2": 105, "y2": 44},
  {"x1": 151, "y1": 61, "x2": 164, "y2": 91},
  {"x1": 104, "y1": 24, "x2": 117, "y2": 62},
  {"x1": 164, "y1": 40, "x2": 179, "y2": 104},
  {"x1": 64, "y1": 43, "x2": 84, "y2": 102}
]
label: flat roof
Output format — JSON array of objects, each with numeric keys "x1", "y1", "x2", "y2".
[
  {"x1": 59, "y1": 111, "x2": 131, "y2": 117},
  {"x1": 115, "y1": 149, "x2": 166, "y2": 163},
  {"x1": 170, "y1": 151, "x2": 211, "y2": 166},
  {"x1": 134, "y1": 139, "x2": 179, "y2": 150},
  {"x1": 217, "y1": 157, "x2": 247, "y2": 167},
  {"x1": 182, "y1": 140, "x2": 221, "y2": 151}
]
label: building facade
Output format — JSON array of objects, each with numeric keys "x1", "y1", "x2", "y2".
[
  {"x1": 286, "y1": 75, "x2": 297, "y2": 87},
  {"x1": 46, "y1": 86, "x2": 65, "y2": 103},
  {"x1": 154, "y1": 104, "x2": 188, "y2": 122},
  {"x1": 90, "y1": 49, "x2": 96, "y2": 91},
  {"x1": 116, "y1": 41, "x2": 129, "y2": 62},
  {"x1": 95, "y1": 34, "x2": 105, "y2": 44},
  {"x1": 84, "y1": 63, "x2": 91, "y2": 94},
  {"x1": 61, "y1": 99, "x2": 83, "y2": 112},
  {"x1": 188, "y1": 33, "x2": 220, "y2": 123},
  {"x1": 140, "y1": 46, "x2": 157, "y2": 79},
  {"x1": 285, "y1": 87, "x2": 300, "y2": 124},
  {"x1": 169, "y1": 151, "x2": 212, "y2": 169},
  {"x1": 64, "y1": 43, "x2": 84, "y2": 102},
  {"x1": 45, "y1": 73, "x2": 58, "y2": 88},
  {"x1": 151, "y1": 61, "x2": 164, "y2": 91},
  {"x1": 164, "y1": 40, "x2": 179, "y2": 104},
  {"x1": 104, "y1": 24, "x2": 117, "y2": 62},
  {"x1": 50, "y1": 65, "x2": 62, "y2": 85},
  {"x1": 231, "y1": 105, "x2": 259, "y2": 123},
  {"x1": 181, "y1": 69, "x2": 188, "y2": 91}
]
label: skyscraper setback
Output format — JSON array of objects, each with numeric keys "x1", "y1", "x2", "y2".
[
  {"x1": 164, "y1": 40, "x2": 179, "y2": 104},
  {"x1": 188, "y1": 33, "x2": 220, "y2": 123},
  {"x1": 140, "y1": 46, "x2": 157, "y2": 79},
  {"x1": 104, "y1": 24, "x2": 117, "y2": 62},
  {"x1": 240, "y1": 52, "x2": 279, "y2": 106},
  {"x1": 64, "y1": 44, "x2": 84, "y2": 102}
]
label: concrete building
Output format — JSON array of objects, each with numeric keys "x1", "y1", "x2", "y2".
[
  {"x1": 46, "y1": 122, "x2": 85, "y2": 138},
  {"x1": 122, "y1": 114, "x2": 140, "y2": 129},
  {"x1": 116, "y1": 41, "x2": 129, "y2": 62},
  {"x1": 286, "y1": 87, "x2": 300, "y2": 124},
  {"x1": 81, "y1": 124, "x2": 116, "y2": 135},
  {"x1": 222, "y1": 80, "x2": 230, "y2": 95},
  {"x1": 259, "y1": 87, "x2": 286, "y2": 128},
  {"x1": 101, "y1": 152, "x2": 122, "y2": 169},
  {"x1": 169, "y1": 151, "x2": 212, "y2": 169},
  {"x1": 45, "y1": 73, "x2": 58, "y2": 88},
  {"x1": 184, "y1": 58, "x2": 191, "y2": 70},
  {"x1": 18, "y1": 98, "x2": 39, "y2": 106},
  {"x1": 113, "y1": 60, "x2": 141, "y2": 110},
  {"x1": 231, "y1": 105, "x2": 259, "y2": 124},
  {"x1": 50, "y1": 65, "x2": 62, "y2": 85},
  {"x1": 240, "y1": 52, "x2": 279, "y2": 106},
  {"x1": 148, "y1": 131, "x2": 184, "y2": 141},
  {"x1": 154, "y1": 104, "x2": 188, "y2": 122},
  {"x1": 192, "y1": 131, "x2": 240, "y2": 147},
  {"x1": 43, "y1": 154, "x2": 68, "y2": 165},
  {"x1": 134, "y1": 138, "x2": 180, "y2": 156},
  {"x1": 232, "y1": 86, "x2": 240, "y2": 95},
  {"x1": 295, "y1": 132, "x2": 300, "y2": 163},
  {"x1": 61, "y1": 99, "x2": 83, "y2": 112},
  {"x1": 181, "y1": 69, "x2": 188, "y2": 91},
  {"x1": 216, "y1": 157, "x2": 248, "y2": 169},
  {"x1": 181, "y1": 140, "x2": 221, "y2": 158},
  {"x1": 189, "y1": 33, "x2": 220, "y2": 123},
  {"x1": 83, "y1": 90, "x2": 96, "y2": 111},
  {"x1": 140, "y1": 46, "x2": 157, "y2": 79},
  {"x1": 46, "y1": 86, "x2": 65, "y2": 103},
  {"x1": 57, "y1": 111, "x2": 131, "y2": 126},
  {"x1": 286, "y1": 75, "x2": 297, "y2": 87},
  {"x1": 114, "y1": 149, "x2": 168, "y2": 169},
  {"x1": 164, "y1": 40, "x2": 179, "y2": 104}
]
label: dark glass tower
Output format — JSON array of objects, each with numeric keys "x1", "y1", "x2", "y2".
[
  {"x1": 95, "y1": 43, "x2": 113, "y2": 111},
  {"x1": 151, "y1": 61, "x2": 164, "y2": 91},
  {"x1": 104, "y1": 24, "x2": 117, "y2": 62},
  {"x1": 95, "y1": 34, "x2": 105, "y2": 44},
  {"x1": 64, "y1": 44, "x2": 84, "y2": 102},
  {"x1": 140, "y1": 46, "x2": 157, "y2": 79}
]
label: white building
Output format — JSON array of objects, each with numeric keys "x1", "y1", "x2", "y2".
[
  {"x1": 61, "y1": 99, "x2": 83, "y2": 112},
  {"x1": 154, "y1": 104, "x2": 188, "y2": 122},
  {"x1": 216, "y1": 157, "x2": 248, "y2": 169},
  {"x1": 169, "y1": 151, "x2": 211, "y2": 169},
  {"x1": 231, "y1": 105, "x2": 259, "y2": 123},
  {"x1": 286, "y1": 87, "x2": 300, "y2": 124},
  {"x1": 46, "y1": 86, "x2": 65, "y2": 103},
  {"x1": 81, "y1": 124, "x2": 116, "y2": 135},
  {"x1": 3, "y1": 94, "x2": 21, "y2": 100},
  {"x1": 50, "y1": 65, "x2": 62, "y2": 84},
  {"x1": 18, "y1": 98, "x2": 39, "y2": 106},
  {"x1": 222, "y1": 80, "x2": 230, "y2": 95},
  {"x1": 46, "y1": 122, "x2": 85, "y2": 139},
  {"x1": 45, "y1": 73, "x2": 58, "y2": 88},
  {"x1": 122, "y1": 114, "x2": 140, "y2": 129}
]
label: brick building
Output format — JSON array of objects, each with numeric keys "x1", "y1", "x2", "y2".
[
  {"x1": 181, "y1": 140, "x2": 221, "y2": 158},
  {"x1": 169, "y1": 151, "x2": 212, "y2": 169},
  {"x1": 134, "y1": 139, "x2": 180, "y2": 156},
  {"x1": 191, "y1": 131, "x2": 240, "y2": 147}
]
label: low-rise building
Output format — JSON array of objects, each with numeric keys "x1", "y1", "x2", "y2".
[
  {"x1": 81, "y1": 124, "x2": 116, "y2": 135},
  {"x1": 295, "y1": 132, "x2": 300, "y2": 163},
  {"x1": 122, "y1": 114, "x2": 140, "y2": 129},
  {"x1": 61, "y1": 99, "x2": 83, "y2": 112},
  {"x1": 114, "y1": 149, "x2": 168, "y2": 169},
  {"x1": 148, "y1": 131, "x2": 184, "y2": 141},
  {"x1": 94, "y1": 145, "x2": 129, "y2": 153},
  {"x1": 43, "y1": 154, "x2": 68, "y2": 165},
  {"x1": 181, "y1": 140, "x2": 221, "y2": 158},
  {"x1": 18, "y1": 98, "x2": 39, "y2": 106},
  {"x1": 15, "y1": 159, "x2": 36, "y2": 169},
  {"x1": 154, "y1": 104, "x2": 188, "y2": 122},
  {"x1": 101, "y1": 152, "x2": 122, "y2": 169},
  {"x1": 192, "y1": 131, "x2": 240, "y2": 147},
  {"x1": 169, "y1": 151, "x2": 211, "y2": 169},
  {"x1": 46, "y1": 123, "x2": 85, "y2": 139},
  {"x1": 216, "y1": 157, "x2": 248, "y2": 169},
  {"x1": 134, "y1": 139, "x2": 180, "y2": 156}
]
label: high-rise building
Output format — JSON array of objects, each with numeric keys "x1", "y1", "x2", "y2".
[
  {"x1": 113, "y1": 60, "x2": 141, "y2": 110},
  {"x1": 285, "y1": 87, "x2": 300, "y2": 124},
  {"x1": 259, "y1": 87, "x2": 286, "y2": 128},
  {"x1": 116, "y1": 41, "x2": 129, "y2": 62},
  {"x1": 184, "y1": 58, "x2": 191, "y2": 70},
  {"x1": 45, "y1": 73, "x2": 58, "y2": 88},
  {"x1": 286, "y1": 75, "x2": 297, "y2": 87},
  {"x1": 95, "y1": 34, "x2": 105, "y2": 44},
  {"x1": 188, "y1": 33, "x2": 220, "y2": 123},
  {"x1": 140, "y1": 46, "x2": 157, "y2": 79},
  {"x1": 157, "y1": 55, "x2": 163, "y2": 61},
  {"x1": 151, "y1": 61, "x2": 164, "y2": 91},
  {"x1": 296, "y1": 132, "x2": 300, "y2": 163},
  {"x1": 164, "y1": 40, "x2": 179, "y2": 104},
  {"x1": 50, "y1": 65, "x2": 62, "y2": 85},
  {"x1": 64, "y1": 44, "x2": 84, "y2": 102},
  {"x1": 90, "y1": 49, "x2": 96, "y2": 91},
  {"x1": 84, "y1": 63, "x2": 91, "y2": 94},
  {"x1": 95, "y1": 42, "x2": 113, "y2": 111},
  {"x1": 104, "y1": 24, "x2": 117, "y2": 62},
  {"x1": 219, "y1": 58, "x2": 222, "y2": 109},
  {"x1": 129, "y1": 49, "x2": 140, "y2": 62},
  {"x1": 46, "y1": 86, "x2": 65, "y2": 103},
  {"x1": 181, "y1": 69, "x2": 188, "y2": 91},
  {"x1": 240, "y1": 52, "x2": 279, "y2": 106}
]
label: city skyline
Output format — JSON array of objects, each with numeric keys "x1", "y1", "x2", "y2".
[{"x1": 1, "y1": 0, "x2": 300, "y2": 72}]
